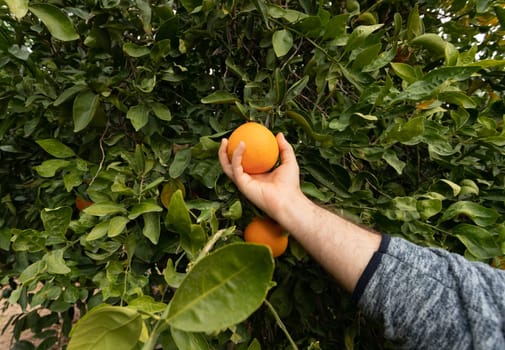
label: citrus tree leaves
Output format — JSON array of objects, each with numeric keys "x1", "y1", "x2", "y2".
[
  {"x1": 29, "y1": 4, "x2": 79, "y2": 41},
  {"x1": 68, "y1": 305, "x2": 143, "y2": 350},
  {"x1": 70, "y1": 243, "x2": 274, "y2": 348},
  {"x1": 165, "y1": 243, "x2": 274, "y2": 332},
  {"x1": 73, "y1": 90, "x2": 100, "y2": 132},
  {"x1": 272, "y1": 29, "x2": 293, "y2": 57},
  {"x1": 4, "y1": 0, "x2": 29, "y2": 20},
  {"x1": 439, "y1": 201, "x2": 500, "y2": 227},
  {"x1": 4, "y1": 0, "x2": 505, "y2": 349}
]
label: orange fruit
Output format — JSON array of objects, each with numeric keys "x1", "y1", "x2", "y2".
[
  {"x1": 75, "y1": 197, "x2": 93, "y2": 211},
  {"x1": 244, "y1": 217, "x2": 288, "y2": 258},
  {"x1": 227, "y1": 122, "x2": 279, "y2": 174}
]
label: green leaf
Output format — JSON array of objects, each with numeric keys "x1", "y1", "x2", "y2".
[
  {"x1": 36, "y1": 139, "x2": 75, "y2": 158},
  {"x1": 41, "y1": 207, "x2": 72, "y2": 236},
  {"x1": 201, "y1": 91, "x2": 239, "y2": 104},
  {"x1": 382, "y1": 149, "x2": 406, "y2": 175},
  {"x1": 164, "y1": 258, "x2": 186, "y2": 288},
  {"x1": 127, "y1": 104, "x2": 150, "y2": 131},
  {"x1": 439, "y1": 201, "x2": 500, "y2": 227},
  {"x1": 323, "y1": 14, "x2": 349, "y2": 40},
  {"x1": 169, "y1": 148, "x2": 192, "y2": 178},
  {"x1": 383, "y1": 197, "x2": 420, "y2": 222},
  {"x1": 29, "y1": 4, "x2": 79, "y2": 41},
  {"x1": 285, "y1": 76, "x2": 309, "y2": 103},
  {"x1": 54, "y1": 84, "x2": 88, "y2": 106},
  {"x1": 44, "y1": 248, "x2": 71, "y2": 274},
  {"x1": 4, "y1": 0, "x2": 29, "y2": 20},
  {"x1": 108, "y1": 216, "x2": 129, "y2": 237},
  {"x1": 417, "y1": 198, "x2": 442, "y2": 220},
  {"x1": 222, "y1": 200, "x2": 242, "y2": 220},
  {"x1": 439, "y1": 91, "x2": 476, "y2": 108},
  {"x1": 390, "y1": 62, "x2": 419, "y2": 84},
  {"x1": 180, "y1": 0, "x2": 202, "y2": 12},
  {"x1": 248, "y1": 338, "x2": 262, "y2": 350},
  {"x1": 128, "y1": 199, "x2": 163, "y2": 220},
  {"x1": 19, "y1": 260, "x2": 47, "y2": 285},
  {"x1": 142, "y1": 212, "x2": 161, "y2": 244},
  {"x1": 171, "y1": 328, "x2": 209, "y2": 350},
  {"x1": 128, "y1": 296, "x2": 166, "y2": 314},
  {"x1": 383, "y1": 116, "x2": 424, "y2": 144},
  {"x1": 84, "y1": 202, "x2": 127, "y2": 217},
  {"x1": 123, "y1": 42, "x2": 150, "y2": 57},
  {"x1": 165, "y1": 243, "x2": 274, "y2": 332},
  {"x1": 495, "y1": 5, "x2": 505, "y2": 28},
  {"x1": 68, "y1": 305, "x2": 142, "y2": 350},
  {"x1": 87, "y1": 220, "x2": 110, "y2": 241},
  {"x1": 151, "y1": 102, "x2": 172, "y2": 121},
  {"x1": 392, "y1": 66, "x2": 481, "y2": 102},
  {"x1": 345, "y1": 24, "x2": 383, "y2": 54},
  {"x1": 34, "y1": 159, "x2": 71, "y2": 177},
  {"x1": 272, "y1": 29, "x2": 293, "y2": 57},
  {"x1": 406, "y1": 3, "x2": 423, "y2": 40},
  {"x1": 452, "y1": 224, "x2": 501, "y2": 259},
  {"x1": 166, "y1": 190, "x2": 191, "y2": 237},
  {"x1": 73, "y1": 90, "x2": 100, "y2": 132}
]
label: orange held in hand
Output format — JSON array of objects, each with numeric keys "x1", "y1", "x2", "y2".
[
  {"x1": 244, "y1": 216, "x2": 288, "y2": 258},
  {"x1": 227, "y1": 122, "x2": 279, "y2": 174}
]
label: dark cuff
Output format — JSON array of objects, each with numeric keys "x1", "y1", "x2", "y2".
[{"x1": 352, "y1": 234, "x2": 391, "y2": 304}]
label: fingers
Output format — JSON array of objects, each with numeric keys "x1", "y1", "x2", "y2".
[
  {"x1": 218, "y1": 138, "x2": 233, "y2": 178},
  {"x1": 231, "y1": 141, "x2": 246, "y2": 174},
  {"x1": 276, "y1": 133, "x2": 298, "y2": 169},
  {"x1": 219, "y1": 138, "x2": 247, "y2": 181}
]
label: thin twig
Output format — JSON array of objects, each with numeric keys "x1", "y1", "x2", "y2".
[
  {"x1": 264, "y1": 299, "x2": 299, "y2": 350},
  {"x1": 89, "y1": 124, "x2": 109, "y2": 187}
]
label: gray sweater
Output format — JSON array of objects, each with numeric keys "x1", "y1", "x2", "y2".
[{"x1": 352, "y1": 236, "x2": 505, "y2": 349}]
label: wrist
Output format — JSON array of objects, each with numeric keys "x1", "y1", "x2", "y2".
[{"x1": 274, "y1": 190, "x2": 314, "y2": 231}]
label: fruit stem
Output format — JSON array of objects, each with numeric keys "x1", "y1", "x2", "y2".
[{"x1": 264, "y1": 299, "x2": 299, "y2": 350}]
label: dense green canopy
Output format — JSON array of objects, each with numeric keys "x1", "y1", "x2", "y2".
[{"x1": 1, "y1": 0, "x2": 505, "y2": 348}]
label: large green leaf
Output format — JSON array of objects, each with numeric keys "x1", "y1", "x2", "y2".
[
  {"x1": 73, "y1": 90, "x2": 100, "y2": 132},
  {"x1": 452, "y1": 224, "x2": 501, "y2": 259},
  {"x1": 29, "y1": 4, "x2": 79, "y2": 41},
  {"x1": 165, "y1": 243, "x2": 274, "y2": 332},
  {"x1": 36, "y1": 139, "x2": 75, "y2": 158},
  {"x1": 439, "y1": 201, "x2": 500, "y2": 227},
  {"x1": 68, "y1": 305, "x2": 142, "y2": 350}
]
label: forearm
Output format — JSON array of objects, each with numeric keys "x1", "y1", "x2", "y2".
[{"x1": 274, "y1": 192, "x2": 382, "y2": 293}]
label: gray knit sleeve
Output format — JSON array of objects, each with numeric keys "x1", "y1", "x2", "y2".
[{"x1": 352, "y1": 235, "x2": 505, "y2": 349}]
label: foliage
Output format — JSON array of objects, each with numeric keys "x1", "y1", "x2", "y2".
[{"x1": 1, "y1": 0, "x2": 505, "y2": 348}]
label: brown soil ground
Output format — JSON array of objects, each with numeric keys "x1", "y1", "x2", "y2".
[{"x1": 0, "y1": 286, "x2": 66, "y2": 349}]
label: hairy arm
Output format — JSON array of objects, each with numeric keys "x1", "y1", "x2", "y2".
[{"x1": 218, "y1": 133, "x2": 381, "y2": 292}]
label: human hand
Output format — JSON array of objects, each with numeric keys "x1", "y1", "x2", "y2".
[{"x1": 218, "y1": 132, "x2": 304, "y2": 223}]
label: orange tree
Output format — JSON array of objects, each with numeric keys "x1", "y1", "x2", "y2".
[{"x1": 1, "y1": 0, "x2": 505, "y2": 349}]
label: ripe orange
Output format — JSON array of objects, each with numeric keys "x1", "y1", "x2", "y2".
[
  {"x1": 227, "y1": 122, "x2": 279, "y2": 174},
  {"x1": 244, "y1": 217, "x2": 288, "y2": 258},
  {"x1": 75, "y1": 197, "x2": 93, "y2": 211}
]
